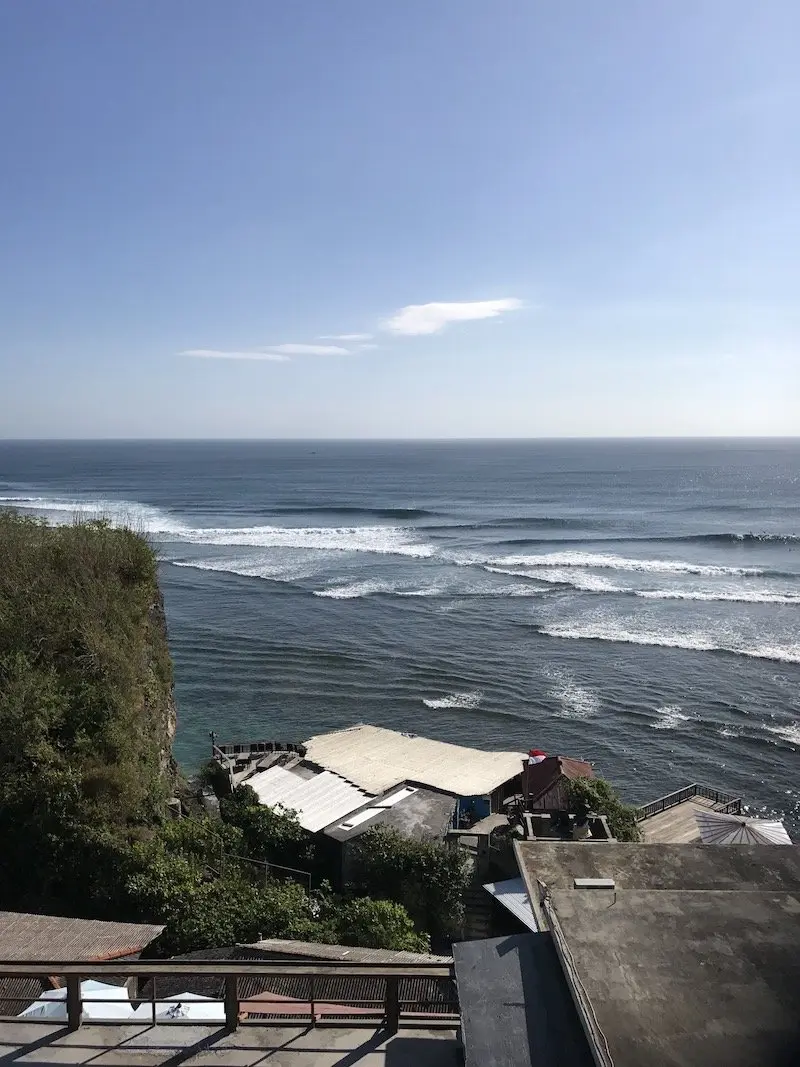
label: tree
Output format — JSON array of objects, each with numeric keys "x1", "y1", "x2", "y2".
[
  {"x1": 220, "y1": 787, "x2": 321, "y2": 875},
  {"x1": 565, "y1": 777, "x2": 642, "y2": 842},
  {"x1": 329, "y1": 897, "x2": 430, "y2": 953},
  {"x1": 348, "y1": 828, "x2": 470, "y2": 939}
]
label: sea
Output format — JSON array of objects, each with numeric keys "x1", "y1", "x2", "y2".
[{"x1": 1, "y1": 439, "x2": 798, "y2": 831}]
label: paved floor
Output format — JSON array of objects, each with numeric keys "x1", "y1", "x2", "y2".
[
  {"x1": 639, "y1": 796, "x2": 722, "y2": 843},
  {"x1": 0, "y1": 1022, "x2": 461, "y2": 1066}
]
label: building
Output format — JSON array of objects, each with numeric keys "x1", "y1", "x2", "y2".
[
  {"x1": 510, "y1": 841, "x2": 800, "y2": 1067},
  {"x1": 521, "y1": 755, "x2": 593, "y2": 812},
  {"x1": 0, "y1": 912, "x2": 164, "y2": 1017},
  {"x1": 216, "y1": 724, "x2": 527, "y2": 848}
]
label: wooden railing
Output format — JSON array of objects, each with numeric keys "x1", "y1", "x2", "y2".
[
  {"x1": 636, "y1": 783, "x2": 742, "y2": 821},
  {"x1": 0, "y1": 959, "x2": 457, "y2": 1034}
]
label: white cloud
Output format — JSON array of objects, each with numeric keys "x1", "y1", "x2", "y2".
[
  {"x1": 357, "y1": 342, "x2": 379, "y2": 350},
  {"x1": 180, "y1": 349, "x2": 290, "y2": 362},
  {"x1": 269, "y1": 343, "x2": 351, "y2": 355},
  {"x1": 383, "y1": 298, "x2": 523, "y2": 336},
  {"x1": 320, "y1": 333, "x2": 373, "y2": 342}
]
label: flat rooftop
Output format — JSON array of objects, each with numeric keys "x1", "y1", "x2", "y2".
[
  {"x1": 303, "y1": 725, "x2": 525, "y2": 796},
  {"x1": 515, "y1": 841, "x2": 800, "y2": 894},
  {"x1": 547, "y1": 887, "x2": 800, "y2": 1067}
]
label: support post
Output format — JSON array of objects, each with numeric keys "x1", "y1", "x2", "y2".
[
  {"x1": 224, "y1": 974, "x2": 239, "y2": 1031},
  {"x1": 385, "y1": 976, "x2": 400, "y2": 1034},
  {"x1": 66, "y1": 976, "x2": 81, "y2": 1031}
]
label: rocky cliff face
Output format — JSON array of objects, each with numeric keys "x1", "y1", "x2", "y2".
[{"x1": 146, "y1": 588, "x2": 179, "y2": 782}]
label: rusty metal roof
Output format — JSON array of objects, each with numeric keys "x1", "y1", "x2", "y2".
[
  {"x1": 0, "y1": 912, "x2": 164, "y2": 962},
  {"x1": 523, "y1": 756, "x2": 593, "y2": 804}
]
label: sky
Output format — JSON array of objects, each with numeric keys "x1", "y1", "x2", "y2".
[{"x1": 0, "y1": 1, "x2": 798, "y2": 438}]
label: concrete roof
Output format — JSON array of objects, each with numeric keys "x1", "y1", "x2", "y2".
[
  {"x1": 0, "y1": 912, "x2": 164, "y2": 962},
  {"x1": 515, "y1": 841, "x2": 800, "y2": 896},
  {"x1": 304, "y1": 724, "x2": 525, "y2": 796},
  {"x1": 547, "y1": 888, "x2": 800, "y2": 1067},
  {"x1": 324, "y1": 785, "x2": 457, "y2": 842},
  {"x1": 245, "y1": 765, "x2": 372, "y2": 832}
]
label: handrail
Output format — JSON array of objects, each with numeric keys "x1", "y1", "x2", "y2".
[
  {"x1": 636, "y1": 783, "x2": 742, "y2": 821},
  {"x1": 0, "y1": 959, "x2": 457, "y2": 1034}
]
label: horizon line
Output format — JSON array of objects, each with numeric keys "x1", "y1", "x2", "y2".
[{"x1": 1, "y1": 435, "x2": 799, "y2": 444}]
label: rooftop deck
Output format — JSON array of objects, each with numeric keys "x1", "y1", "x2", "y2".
[
  {"x1": 637, "y1": 784, "x2": 742, "y2": 844},
  {"x1": 0, "y1": 1021, "x2": 460, "y2": 1066}
]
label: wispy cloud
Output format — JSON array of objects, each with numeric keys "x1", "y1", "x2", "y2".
[
  {"x1": 320, "y1": 333, "x2": 373, "y2": 342},
  {"x1": 269, "y1": 343, "x2": 351, "y2": 355},
  {"x1": 383, "y1": 298, "x2": 523, "y2": 336},
  {"x1": 181, "y1": 349, "x2": 290, "y2": 362}
]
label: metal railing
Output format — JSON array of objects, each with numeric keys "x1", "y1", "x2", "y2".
[
  {"x1": 636, "y1": 783, "x2": 742, "y2": 821},
  {"x1": 0, "y1": 959, "x2": 458, "y2": 1034}
]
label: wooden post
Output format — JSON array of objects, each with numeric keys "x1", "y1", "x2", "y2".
[
  {"x1": 385, "y1": 976, "x2": 400, "y2": 1034},
  {"x1": 224, "y1": 975, "x2": 239, "y2": 1031},
  {"x1": 66, "y1": 976, "x2": 81, "y2": 1031}
]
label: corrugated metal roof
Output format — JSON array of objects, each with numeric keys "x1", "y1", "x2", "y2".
[
  {"x1": 0, "y1": 912, "x2": 164, "y2": 962},
  {"x1": 243, "y1": 939, "x2": 452, "y2": 965},
  {"x1": 304, "y1": 724, "x2": 526, "y2": 796},
  {"x1": 523, "y1": 756, "x2": 594, "y2": 804},
  {"x1": 483, "y1": 877, "x2": 538, "y2": 932},
  {"x1": 245, "y1": 766, "x2": 372, "y2": 832}
]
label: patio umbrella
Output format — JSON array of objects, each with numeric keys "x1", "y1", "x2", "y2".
[
  {"x1": 132, "y1": 991, "x2": 226, "y2": 1022},
  {"x1": 695, "y1": 809, "x2": 792, "y2": 845},
  {"x1": 19, "y1": 980, "x2": 136, "y2": 1021}
]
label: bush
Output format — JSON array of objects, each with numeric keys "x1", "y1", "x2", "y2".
[
  {"x1": 566, "y1": 777, "x2": 642, "y2": 842},
  {"x1": 348, "y1": 828, "x2": 469, "y2": 939}
]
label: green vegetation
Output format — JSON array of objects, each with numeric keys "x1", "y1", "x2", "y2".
[
  {"x1": 347, "y1": 827, "x2": 470, "y2": 939},
  {"x1": 0, "y1": 515, "x2": 432, "y2": 955},
  {"x1": 566, "y1": 776, "x2": 643, "y2": 842}
]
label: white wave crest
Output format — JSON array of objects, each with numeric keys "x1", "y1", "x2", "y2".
[
  {"x1": 492, "y1": 550, "x2": 762, "y2": 577},
  {"x1": 650, "y1": 705, "x2": 691, "y2": 730},
  {"x1": 0, "y1": 494, "x2": 186, "y2": 533},
  {"x1": 171, "y1": 556, "x2": 320, "y2": 583},
  {"x1": 765, "y1": 723, "x2": 800, "y2": 745},
  {"x1": 636, "y1": 589, "x2": 800, "y2": 605},
  {"x1": 179, "y1": 524, "x2": 433, "y2": 557},
  {"x1": 545, "y1": 670, "x2": 600, "y2": 719},
  {"x1": 423, "y1": 690, "x2": 483, "y2": 709},
  {"x1": 537, "y1": 621, "x2": 800, "y2": 664},
  {"x1": 486, "y1": 565, "x2": 623, "y2": 593},
  {"x1": 313, "y1": 579, "x2": 394, "y2": 599}
]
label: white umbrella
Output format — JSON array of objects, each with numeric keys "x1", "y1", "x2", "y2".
[
  {"x1": 695, "y1": 809, "x2": 792, "y2": 845},
  {"x1": 19, "y1": 980, "x2": 136, "y2": 1021},
  {"x1": 132, "y1": 991, "x2": 226, "y2": 1023}
]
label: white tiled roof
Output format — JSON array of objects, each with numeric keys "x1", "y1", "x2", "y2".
[
  {"x1": 303, "y1": 724, "x2": 525, "y2": 797},
  {"x1": 245, "y1": 765, "x2": 372, "y2": 833}
]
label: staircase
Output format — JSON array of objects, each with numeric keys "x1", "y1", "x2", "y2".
[{"x1": 461, "y1": 881, "x2": 493, "y2": 941}]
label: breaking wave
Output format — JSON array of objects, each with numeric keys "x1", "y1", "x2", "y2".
[
  {"x1": 765, "y1": 723, "x2": 800, "y2": 746},
  {"x1": 423, "y1": 691, "x2": 483, "y2": 709},
  {"x1": 536, "y1": 620, "x2": 800, "y2": 664},
  {"x1": 177, "y1": 524, "x2": 434, "y2": 557},
  {"x1": 0, "y1": 494, "x2": 186, "y2": 533},
  {"x1": 491, "y1": 550, "x2": 765, "y2": 577},
  {"x1": 636, "y1": 589, "x2": 800, "y2": 605},
  {"x1": 650, "y1": 705, "x2": 691, "y2": 730},
  {"x1": 485, "y1": 565, "x2": 624, "y2": 592},
  {"x1": 544, "y1": 669, "x2": 601, "y2": 719}
]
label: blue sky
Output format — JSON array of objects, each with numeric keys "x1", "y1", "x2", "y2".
[{"x1": 1, "y1": 1, "x2": 797, "y2": 438}]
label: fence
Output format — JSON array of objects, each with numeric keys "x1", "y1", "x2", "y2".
[
  {"x1": 0, "y1": 959, "x2": 458, "y2": 1034},
  {"x1": 636, "y1": 783, "x2": 742, "y2": 821}
]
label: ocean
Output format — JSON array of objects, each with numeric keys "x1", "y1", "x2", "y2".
[{"x1": 1, "y1": 439, "x2": 798, "y2": 830}]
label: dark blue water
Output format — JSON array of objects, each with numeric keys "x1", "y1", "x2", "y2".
[{"x1": 2, "y1": 439, "x2": 799, "y2": 829}]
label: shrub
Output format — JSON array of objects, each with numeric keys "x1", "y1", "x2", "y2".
[{"x1": 565, "y1": 777, "x2": 642, "y2": 842}]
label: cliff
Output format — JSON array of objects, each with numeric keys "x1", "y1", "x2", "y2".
[{"x1": 0, "y1": 512, "x2": 178, "y2": 912}]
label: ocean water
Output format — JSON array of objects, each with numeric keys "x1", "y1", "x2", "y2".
[{"x1": 2, "y1": 439, "x2": 799, "y2": 830}]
